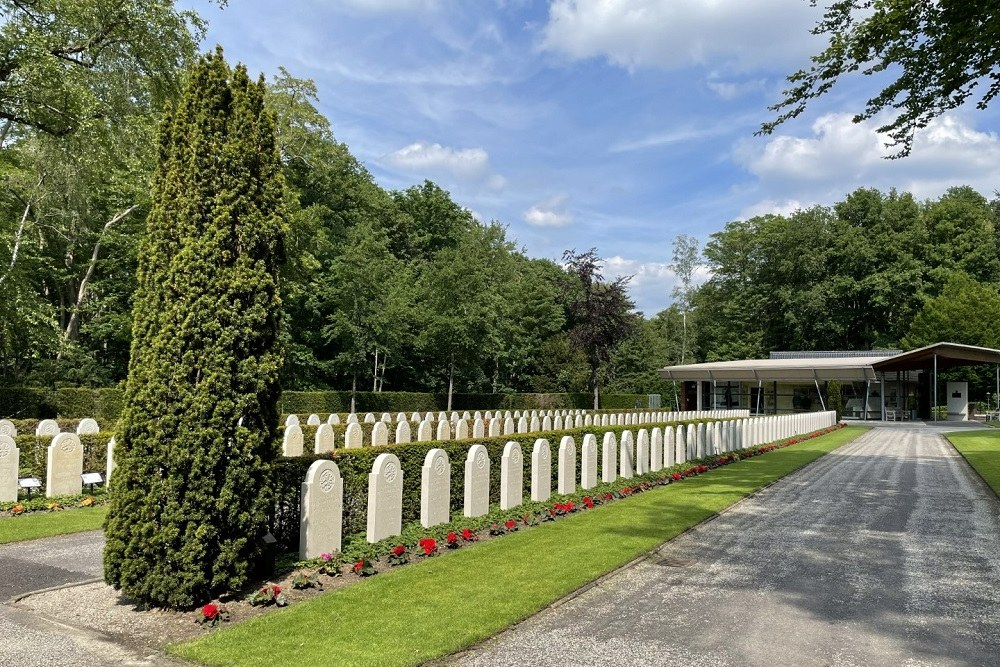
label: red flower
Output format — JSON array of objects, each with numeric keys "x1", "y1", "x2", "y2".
[
  {"x1": 391, "y1": 544, "x2": 406, "y2": 556},
  {"x1": 202, "y1": 603, "x2": 219, "y2": 620},
  {"x1": 602, "y1": 492, "x2": 613, "y2": 501},
  {"x1": 418, "y1": 537, "x2": 437, "y2": 555},
  {"x1": 353, "y1": 561, "x2": 364, "y2": 574},
  {"x1": 672, "y1": 472, "x2": 682, "y2": 481},
  {"x1": 504, "y1": 519, "x2": 517, "y2": 530},
  {"x1": 446, "y1": 531, "x2": 458, "y2": 544},
  {"x1": 565, "y1": 501, "x2": 575, "y2": 511},
  {"x1": 461, "y1": 528, "x2": 477, "y2": 541},
  {"x1": 583, "y1": 496, "x2": 594, "y2": 508},
  {"x1": 272, "y1": 585, "x2": 281, "y2": 595}
]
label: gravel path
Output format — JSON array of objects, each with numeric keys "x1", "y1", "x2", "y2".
[
  {"x1": 0, "y1": 530, "x2": 103, "y2": 599},
  {"x1": 448, "y1": 426, "x2": 1000, "y2": 667}
]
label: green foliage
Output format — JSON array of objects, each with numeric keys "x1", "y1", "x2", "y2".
[
  {"x1": 103, "y1": 50, "x2": 287, "y2": 609},
  {"x1": 761, "y1": 2, "x2": 1000, "y2": 157},
  {"x1": 827, "y1": 380, "x2": 844, "y2": 421},
  {"x1": 278, "y1": 391, "x2": 650, "y2": 414},
  {"x1": 14, "y1": 432, "x2": 111, "y2": 480},
  {"x1": 903, "y1": 273, "x2": 1000, "y2": 349}
]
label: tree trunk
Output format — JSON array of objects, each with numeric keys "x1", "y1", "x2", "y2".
[
  {"x1": 680, "y1": 310, "x2": 687, "y2": 364},
  {"x1": 58, "y1": 204, "x2": 138, "y2": 358},
  {"x1": 372, "y1": 348, "x2": 379, "y2": 392},
  {"x1": 593, "y1": 382, "x2": 599, "y2": 411},
  {"x1": 0, "y1": 173, "x2": 44, "y2": 291},
  {"x1": 447, "y1": 353, "x2": 455, "y2": 412},
  {"x1": 350, "y1": 373, "x2": 357, "y2": 414}
]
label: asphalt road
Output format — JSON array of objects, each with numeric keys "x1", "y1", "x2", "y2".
[
  {"x1": 0, "y1": 530, "x2": 103, "y2": 600},
  {"x1": 449, "y1": 426, "x2": 1000, "y2": 667}
]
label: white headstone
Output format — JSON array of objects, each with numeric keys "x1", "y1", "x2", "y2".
[
  {"x1": 366, "y1": 453, "x2": 402, "y2": 543},
  {"x1": 371, "y1": 421, "x2": 388, "y2": 448},
  {"x1": 76, "y1": 418, "x2": 99, "y2": 435},
  {"x1": 300, "y1": 460, "x2": 343, "y2": 559},
  {"x1": 636, "y1": 429, "x2": 650, "y2": 475},
  {"x1": 0, "y1": 434, "x2": 19, "y2": 502},
  {"x1": 650, "y1": 428, "x2": 663, "y2": 472},
  {"x1": 381, "y1": 413, "x2": 392, "y2": 423},
  {"x1": 307, "y1": 414, "x2": 321, "y2": 426},
  {"x1": 553, "y1": 416, "x2": 563, "y2": 431},
  {"x1": 454, "y1": 418, "x2": 469, "y2": 440},
  {"x1": 421, "y1": 449, "x2": 451, "y2": 528},
  {"x1": 620, "y1": 430, "x2": 635, "y2": 479},
  {"x1": 36, "y1": 419, "x2": 59, "y2": 437},
  {"x1": 395, "y1": 412, "x2": 407, "y2": 423},
  {"x1": 436, "y1": 419, "x2": 451, "y2": 441},
  {"x1": 410, "y1": 412, "x2": 421, "y2": 422},
  {"x1": 503, "y1": 417, "x2": 515, "y2": 435},
  {"x1": 347, "y1": 413, "x2": 359, "y2": 424},
  {"x1": 105, "y1": 436, "x2": 116, "y2": 488},
  {"x1": 395, "y1": 420, "x2": 411, "y2": 445},
  {"x1": 462, "y1": 411, "x2": 471, "y2": 421},
  {"x1": 500, "y1": 441, "x2": 524, "y2": 510},
  {"x1": 517, "y1": 416, "x2": 528, "y2": 433},
  {"x1": 46, "y1": 433, "x2": 83, "y2": 497},
  {"x1": 464, "y1": 444, "x2": 490, "y2": 518},
  {"x1": 473, "y1": 418, "x2": 485, "y2": 438},
  {"x1": 558, "y1": 436, "x2": 576, "y2": 495},
  {"x1": 0, "y1": 419, "x2": 16, "y2": 438},
  {"x1": 581, "y1": 433, "x2": 598, "y2": 489},
  {"x1": 542, "y1": 415, "x2": 553, "y2": 431},
  {"x1": 529, "y1": 416, "x2": 540, "y2": 432},
  {"x1": 344, "y1": 422, "x2": 363, "y2": 449},
  {"x1": 438, "y1": 411, "x2": 448, "y2": 422},
  {"x1": 283, "y1": 424, "x2": 304, "y2": 457},
  {"x1": 361, "y1": 413, "x2": 375, "y2": 423},
  {"x1": 531, "y1": 439, "x2": 551, "y2": 502},
  {"x1": 417, "y1": 420, "x2": 433, "y2": 442},
  {"x1": 602, "y1": 432, "x2": 617, "y2": 484},
  {"x1": 583, "y1": 415, "x2": 592, "y2": 427},
  {"x1": 488, "y1": 419, "x2": 501, "y2": 438},
  {"x1": 315, "y1": 423, "x2": 335, "y2": 454},
  {"x1": 285, "y1": 414, "x2": 300, "y2": 428},
  {"x1": 327, "y1": 413, "x2": 341, "y2": 425}
]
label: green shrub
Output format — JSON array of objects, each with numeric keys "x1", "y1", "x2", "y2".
[{"x1": 0, "y1": 388, "x2": 57, "y2": 419}]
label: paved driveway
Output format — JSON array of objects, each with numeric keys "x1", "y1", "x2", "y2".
[{"x1": 450, "y1": 426, "x2": 1000, "y2": 666}]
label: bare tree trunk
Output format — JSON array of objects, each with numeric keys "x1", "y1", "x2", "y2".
[
  {"x1": 350, "y1": 373, "x2": 357, "y2": 414},
  {"x1": 0, "y1": 173, "x2": 44, "y2": 290},
  {"x1": 378, "y1": 352, "x2": 387, "y2": 391},
  {"x1": 372, "y1": 348, "x2": 379, "y2": 392},
  {"x1": 592, "y1": 367, "x2": 599, "y2": 411},
  {"x1": 447, "y1": 353, "x2": 455, "y2": 412},
  {"x1": 680, "y1": 310, "x2": 688, "y2": 364},
  {"x1": 58, "y1": 204, "x2": 137, "y2": 358}
]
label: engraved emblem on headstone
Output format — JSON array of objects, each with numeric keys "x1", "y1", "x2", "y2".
[
  {"x1": 384, "y1": 461, "x2": 399, "y2": 483},
  {"x1": 319, "y1": 469, "x2": 335, "y2": 493},
  {"x1": 476, "y1": 450, "x2": 487, "y2": 469}
]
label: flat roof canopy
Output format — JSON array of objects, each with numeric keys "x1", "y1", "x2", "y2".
[
  {"x1": 871, "y1": 342, "x2": 1000, "y2": 372},
  {"x1": 657, "y1": 355, "x2": 891, "y2": 382},
  {"x1": 658, "y1": 342, "x2": 1000, "y2": 382}
]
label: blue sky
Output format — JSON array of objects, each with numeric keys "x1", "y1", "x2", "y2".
[{"x1": 185, "y1": 1, "x2": 1000, "y2": 316}]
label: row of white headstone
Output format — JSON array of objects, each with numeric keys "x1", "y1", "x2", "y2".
[
  {"x1": 282, "y1": 409, "x2": 750, "y2": 456},
  {"x1": 286, "y1": 409, "x2": 746, "y2": 429},
  {"x1": 298, "y1": 411, "x2": 837, "y2": 558},
  {"x1": 0, "y1": 417, "x2": 100, "y2": 440}
]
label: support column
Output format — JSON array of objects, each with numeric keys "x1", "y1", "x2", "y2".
[
  {"x1": 863, "y1": 380, "x2": 871, "y2": 421},
  {"x1": 933, "y1": 354, "x2": 938, "y2": 422},
  {"x1": 696, "y1": 381, "x2": 703, "y2": 412}
]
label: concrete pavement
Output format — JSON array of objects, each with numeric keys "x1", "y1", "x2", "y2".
[{"x1": 448, "y1": 426, "x2": 1000, "y2": 666}]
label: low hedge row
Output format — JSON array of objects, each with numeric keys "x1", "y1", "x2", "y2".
[
  {"x1": 0, "y1": 388, "x2": 653, "y2": 420},
  {"x1": 270, "y1": 419, "x2": 715, "y2": 548},
  {"x1": 13, "y1": 433, "x2": 112, "y2": 481}
]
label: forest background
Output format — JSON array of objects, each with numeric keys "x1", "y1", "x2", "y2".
[{"x1": 3, "y1": 1, "x2": 1000, "y2": 408}]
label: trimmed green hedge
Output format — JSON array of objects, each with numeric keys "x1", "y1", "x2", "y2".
[
  {"x1": 270, "y1": 418, "x2": 713, "y2": 548},
  {"x1": 2, "y1": 388, "x2": 654, "y2": 420},
  {"x1": 13, "y1": 433, "x2": 112, "y2": 481}
]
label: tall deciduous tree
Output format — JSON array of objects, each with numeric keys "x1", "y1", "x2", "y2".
[
  {"x1": 103, "y1": 50, "x2": 286, "y2": 609},
  {"x1": 668, "y1": 234, "x2": 700, "y2": 364},
  {"x1": 562, "y1": 248, "x2": 638, "y2": 409},
  {"x1": 760, "y1": 1, "x2": 1000, "y2": 157}
]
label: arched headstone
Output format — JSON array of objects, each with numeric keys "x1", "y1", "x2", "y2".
[
  {"x1": 531, "y1": 439, "x2": 551, "y2": 502},
  {"x1": 344, "y1": 422, "x2": 363, "y2": 449},
  {"x1": 300, "y1": 460, "x2": 343, "y2": 559},
  {"x1": 581, "y1": 433, "x2": 598, "y2": 489},
  {"x1": 46, "y1": 433, "x2": 83, "y2": 497},
  {"x1": 371, "y1": 421, "x2": 388, "y2": 448},
  {"x1": 421, "y1": 449, "x2": 450, "y2": 528},
  {"x1": 36, "y1": 419, "x2": 59, "y2": 437},
  {"x1": 283, "y1": 424, "x2": 304, "y2": 457},
  {"x1": 307, "y1": 414, "x2": 321, "y2": 426},
  {"x1": 395, "y1": 420, "x2": 411, "y2": 445},
  {"x1": 366, "y1": 453, "x2": 402, "y2": 543},
  {"x1": 620, "y1": 430, "x2": 635, "y2": 479},
  {"x1": 464, "y1": 444, "x2": 490, "y2": 518},
  {"x1": 0, "y1": 434, "x2": 19, "y2": 502},
  {"x1": 558, "y1": 436, "x2": 576, "y2": 495},
  {"x1": 315, "y1": 423, "x2": 335, "y2": 454},
  {"x1": 602, "y1": 432, "x2": 617, "y2": 484},
  {"x1": 76, "y1": 418, "x2": 99, "y2": 435},
  {"x1": 500, "y1": 441, "x2": 523, "y2": 510}
]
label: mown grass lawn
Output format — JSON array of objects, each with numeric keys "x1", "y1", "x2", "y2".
[
  {"x1": 946, "y1": 429, "x2": 1000, "y2": 496},
  {"x1": 172, "y1": 425, "x2": 868, "y2": 667},
  {"x1": 0, "y1": 505, "x2": 108, "y2": 545}
]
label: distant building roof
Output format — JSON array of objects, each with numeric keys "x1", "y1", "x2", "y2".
[{"x1": 770, "y1": 350, "x2": 901, "y2": 360}]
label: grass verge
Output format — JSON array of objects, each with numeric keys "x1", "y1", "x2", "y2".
[
  {"x1": 0, "y1": 505, "x2": 108, "y2": 545},
  {"x1": 172, "y1": 425, "x2": 867, "y2": 667},
  {"x1": 945, "y1": 429, "x2": 1000, "y2": 496}
]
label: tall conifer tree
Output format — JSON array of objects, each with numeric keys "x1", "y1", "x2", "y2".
[{"x1": 103, "y1": 49, "x2": 286, "y2": 608}]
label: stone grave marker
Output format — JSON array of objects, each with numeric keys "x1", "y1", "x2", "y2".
[
  {"x1": 0, "y1": 419, "x2": 16, "y2": 438},
  {"x1": 531, "y1": 439, "x2": 551, "y2": 502},
  {"x1": 553, "y1": 416, "x2": 563, "y2": 430},
  {"x1": 395, "y1": 420, "x2": 412, "y2": 445},
  {"x1": 347, "y1": 413, "x2": 359, "y2": 424},
  {"x1": 581, "y1": 433, "x2": 598, "y2": 489},
  {"x1": 464, "y1": 444, "x2": 490, "y2": 518},
  {"x1": 344, "y1": 422, "x2": 363, "y2": 449},
  {"x1": 363, "y1": 413, "x2": 376, "y2": 423},
  {"x1": 371, "y1": 421, "x2": 389, "y2": 448},
  {"x1": 327, "y1": 413, "x2": 341, "y2": 425},
  {"x1": 529, "y1": 416, "x2": 540, "y2": 432},
  {"x1": 455, "y1": 419, "x2": 469, "y2": 440},
  {"x1": 76, "y1": 418, "x2": 100, "y2": 435},
  {"x1": 0, "y1": 434, "x2": 19, "y2": 502},
  {"x1": 636, "y1": 429, "x2": 650, "y2": 475},
  {"x1": 517, "y1": 416, "x2": 528, "y2": 433},
  {"x1": 315, "y1": 423, "x2": 335, "y2": 454},
  {"x1": 602, "y1": 432, "x2": 618, "y2": 484},
  {"x1": 307, "y1": 414, "x2": 321, "y2": 426},
  {"x1": 300, "y1": 460, "x2": 343, "y2": 559},
  {"x1": 417, "y1": 420, "x2": 433, "y2": 442},
  {"x1": 542, "y1": 415, "x2": 552, "y2": 431},
  {"x1": 366, "y1": 453, "x2": 402, "y2": 543},
  {"x1": 473, "y1": 418, "x2": 485, "y2": 438},
  {"x1": 503, "y1": 417, "x2": 515, "y2": 435},
  {"x1": 47, "y1": 433, "x2": 83, "y2": 497},
  {"x1": 285, "y1": 414, "x2": 300, "y2": 427},
  {"x1": 488, "y1": 419, "x2": 501, "y2": 437},
  {"x1": 500, "y1": 441, "x2": 524, "y2": 510},
  {"x1": 620, "y1": 430, "x2": 635, "y2": 479},
  {"x1": 36, "y1": 419, "x2": 59, "y2": 437},
  {"x1": 396, "y1": 412, "x2": 407, "y2": 423},
  {"x1": 686, "y1": 423, "x2": 697, "y2": 460},
  {"x1": 381, "y1": 413, "x2": 392, "y2": 423},
  {"x1": 283, "y1": 424, "x2": 304, "y2": 457},
  {"x1": 106, "y1": 436, "x2": 116, "y2": 487},
  {"x1": 421, "y1": 449, "x2": 450, "y2": 528},
  {"x1": 436, "y1": 419, "x2": 451, "y2": 441},
  {"x1": 558, "y1": 436, "x2": 576, "y2": 495}
]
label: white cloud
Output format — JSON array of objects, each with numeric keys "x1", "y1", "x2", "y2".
[
  {"x1": 737, "y1": 112, "x2": 1000, "y2": 215},
  {"x1": 524, "y1": 194, "x2": 573, "y2": 227},
  {"x1": 706, "y1": 76, "x2": 766, "y2": 100},
  {"x1": 540, "y1": 0, "x2": 823, "y2": 72},
  {"x1": 383, "y1": 141, "x2": 506, "y2": 188},
  {"x1": 341, "y1": 0, "x2": 438, "y2": 12},
  {"x1": 739, "y1": 199, "x2": 807, "y2": 219},
  {"x1": 601, "y1": 256, "x2": 711, "y2": 315}
]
